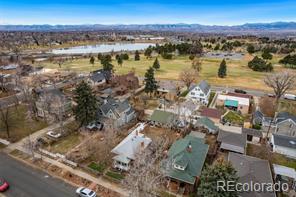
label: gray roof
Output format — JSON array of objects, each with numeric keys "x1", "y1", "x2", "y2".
[
  {"x1": 198, "y1": 80, "x2": 211, "y2": 95},
  {"x1": 100, "y1": 98, "x2": 132, "y2": 117},
  {"x1": 253, "y1": 110, "x2": 264, "y2": 124},
  {"x1": 217, "y1": 130, "x2": 247, "y2": 148},
  {"x1": 242, "y1": 128, "x2": 263, "y2": 138},
  {"x1": 272, "y1": 134, "x2": 296, "y2": 149},
  {"x1": 90, "y1": 72, "x2": 105, "y2": 82},
  {"x1": 275, "y1": 112, "x2": 296, "y2": 124},
  {"x1": 188, "y1": 80, "x2": 211, "y2": 95},
  {"x1": 228, "y1": 152, "x2": 276, "y2": 197}
]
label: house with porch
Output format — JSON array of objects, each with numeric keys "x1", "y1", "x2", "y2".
[
  {"x1": 111, "y1": 123, "x2": 152, "y2": 171},
  {"x1": 186, "y1": 80, "x2": 211, "y2": 105},
  {"x1": 273, "y1": 164, "x2": 296, "y2": 193},
  {"x1": 162, "y1": 134, "x2": 209, "y2": 194}
]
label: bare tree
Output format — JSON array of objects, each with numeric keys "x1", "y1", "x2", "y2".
[
  {"x1": 179, "y1": 68, "x2": 198, "y2": 90},
  {"x1": 0, "y1": 105, "x2": 12, "y2": 138},
  {"x1": 124, "y1": 137, "x2": 169, "y2": 197},
  {"x1": 264, "y1": 72, "x2": 296, "y2": 103},
  {"x1": 191, "y1": 57, "x2": 202, "y2": 72},
  {"x1": 259, "y1": 96, "x2": 276, "y2": 117}
]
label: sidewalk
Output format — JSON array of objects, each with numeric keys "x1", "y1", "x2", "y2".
[
  {"x1": 4, "y1": 117, "x2": 129, "y2": 197},
  {"x1": 7, "y1": 117, "x2": 74, "y2": 151}
]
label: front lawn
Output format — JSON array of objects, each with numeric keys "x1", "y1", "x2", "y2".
[
  {"x1": 277, "y1": 99, "x2": 296, "y2": 116},
  {"x1": 88, "y1": 162, "x2": 106, "y2": 173},
  {"x1": 48, "y1": 132, "x2": 82, "y2": 154},
  {"x1": 0, "y1": 105, "x2": 48, "y2": 142},
  {"x1": 105, "y1": 170, "x2": 125, "y2": 181}
]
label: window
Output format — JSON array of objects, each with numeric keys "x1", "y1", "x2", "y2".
[{"x1": 191, "y1": 92, "x2": 195, "y2": 95}]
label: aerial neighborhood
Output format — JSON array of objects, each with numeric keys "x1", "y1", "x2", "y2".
[{"x1": 1, "y1": 18, "x2": 296, "y2": 197}]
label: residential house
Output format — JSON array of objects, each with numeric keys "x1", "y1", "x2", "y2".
[
  {"x1": 216, "y1": 92, "x2": 251, "y2": 114},
  {"x1": 200, "y1": 107, "x2": 222, "y2": 124},
  {"x1": 270, "y1": 134, "x2": 296, "y2": 159},
  {"x1": 217, "y1": 130, "x2": 247, "y2": 154},
  {"x1": 273, "y1": 164, "x2": 296, "y2": 192},
  {"x1": 150, "y1": 110, "x2": 177, "y2": 128},
  {"x1": 274, "y1": 112, "x2": 296, "y2": 137},
  {"x1": 111, "y1": 123, "x2": 152, "y2": 171},
  {"x1": 252, "y1": 109, "x2": 274, "y2": 128},
  {"x1": 186, "y1": 80, "x2": 211, "y2": 105},
  {"x1": 91, "y1": 69, "x2": 112, "y2": 82},
  {"x1": 34, "y1": 88, "x2": 72, "y2": 119},
  {"x1": 88, "y1": 71, "x2": 106, "y2": 87},
  {"x1": 242, "y1": 128, "x2": 263, "y2": 143},
  {"x1": 98, "y1": 98, "x2": 136, "y2": 128},
  {"x1": 156, "y1": 80, "x2": 180, "y2": 101},
  {"x1": 193, "y1": 116, "x2": 219, "y2": 134},
  {"x1": 228, "y1": 152, "x2": 276, "y2": 197},
  {"x1": 168, "y1": 99, "x2": 198, "y2": 118},
  {"x1": 162, "y1": 134, "x2": 209, "y2": 194}
]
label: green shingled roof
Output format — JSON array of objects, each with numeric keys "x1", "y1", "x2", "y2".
[
  {"x1": 196, "y1": 116, "x2": 219, "y2": 132},
  {"x1": 150, "y1": 110, "x2": 176, "y2": 124},
  {"x1": 163, "y1": 135, "x2": 209, "y2": 185}
]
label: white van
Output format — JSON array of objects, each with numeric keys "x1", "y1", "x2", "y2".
[{"x1": 284, "y1": 94, "x2": 296, "y2": 101}]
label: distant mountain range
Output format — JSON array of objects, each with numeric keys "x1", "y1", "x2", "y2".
[{"x1": 1, "y1": 22, "x2": 296, "y2": 33}]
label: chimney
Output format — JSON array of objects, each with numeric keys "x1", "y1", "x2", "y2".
[
  {"x1": 187, "y1": 143, "x2": 192, "y2": 153},
  {"x1": 141, "y1": 141, "x2": 145, "y2": 148}
]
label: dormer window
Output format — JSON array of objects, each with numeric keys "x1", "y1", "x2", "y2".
[{"x1": 173, "y1": 163, "x2": 185, "y2": 171}]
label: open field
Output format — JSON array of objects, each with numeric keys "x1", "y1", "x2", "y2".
[
  {"x1": 39, "y1": 53, "x2": 296, "y2": 90},
  {"x1": 0, "y1": 105, "x2": 48, "y2": 142}
]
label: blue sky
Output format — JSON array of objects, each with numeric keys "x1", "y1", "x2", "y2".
[{"x1": 0, "y1": 0, "x2": 295, "y2": 25}]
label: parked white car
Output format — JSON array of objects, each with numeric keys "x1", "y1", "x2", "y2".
[
  {"x1": 284, "y1": 94, "x2": 296, "y2": 101},
  {"x1": 76, "y1": 187, "x2": 96, "y2": 197}
]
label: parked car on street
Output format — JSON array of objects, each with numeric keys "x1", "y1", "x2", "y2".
[
  {"x1": 0, "y1": 178, "x2": 9, "y2": 192},
  {"x1": 234, "y1": 89, "x2": 247, "y2": 94},
  {"x1": 76, "y1": 187, "x2": 96, "y2": 197},
  {"x1": 284, "y1": 94, "x2": 296, "y2": 101}
]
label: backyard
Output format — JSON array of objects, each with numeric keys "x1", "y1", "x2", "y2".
[
  {"x1": 0, "y1": 105, "x2": 48, "y2": 142},
  {"x1": 247, "y1": 144, "x2": 296, "y2": 169},
  {"x1": 38, "y1": 53, "x2": 296, "y2": 90}
]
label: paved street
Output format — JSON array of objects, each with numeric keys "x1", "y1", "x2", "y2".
[{"x1": 0, "y1": 153, "x2": 76, "y2": 197}]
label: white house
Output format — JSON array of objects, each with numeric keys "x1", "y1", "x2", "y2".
[
  {"x1": 111, "y1": 123, "x2": 152, "y2": 171},
  {"x1": 186, "y1": 80, "x2": 211, "y2": 105},
  {"x1": 271, "y1": 134, "x2": 296, "y2": 159}
]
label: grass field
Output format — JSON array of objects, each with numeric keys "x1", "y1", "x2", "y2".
[
  {"x1": 0, "y1": 105, "x2": 48, "y2": 142},
  {"x1": 49, "y1": 132, "x2": 82, "y2": 154},
  {"x1": 39, "y1": 53, "x2": 296, "y2": 90}
]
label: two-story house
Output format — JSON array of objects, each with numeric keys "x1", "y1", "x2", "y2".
[
  {"x1": 34, "y1": 88, "x2": 72, "y2": 120},
  {"x1": 98, "y1": 98, "x2": 136, "y2": 128},
  {"x1": 186, "y1": 80, "x2": 211, "y2": 105}
]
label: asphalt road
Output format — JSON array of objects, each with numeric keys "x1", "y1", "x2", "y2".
[{"x1": 0, "y1": 153, "x2": 76, "y2": 197}]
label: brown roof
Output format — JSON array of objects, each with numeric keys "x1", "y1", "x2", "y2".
[
  {"x1": 200, "y1": 108, "x2": 222, "y2": 119},
  {"x1": 226, "y1": 92, "x2": 253, "y2": 99}
]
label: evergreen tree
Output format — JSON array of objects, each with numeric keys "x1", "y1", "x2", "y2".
[
  {"x1": 117, "y1": 55, "x2": 123, "y2": 66},
  {"x1": 198, "y1": 161, "x2": 238, "y2": 197},
  {"x1": 101, "y1": 55, "x2": 114, "y2": 72},
  {"x1": 152, "y1": 58, "x2": 160, "y2": 70},
  {"x1": 144, "y1": 47, "x2": 152, "y2": 58},
  {"x1": 89, "y1": 56, "x2": 95, "y2": 66},
  {"x1": 135, "y1": 50, "x2": 140, "y2": 61},
  {"x1": 247, "y1": 44, "x2": 255, "y2": 54},
  {"x1": 262, "y1": 50, "x2": 273, "y2": 60},
  {"x1": 73, "y1": 81, "x2": 98, "y2": 126},
  {"x1": 248, "y1": 56, "x2": 273, "y2": 72},
  {"x1": 218, "y1": 59, "x2": 227, "y2": 78},
  {"x1": 144, "y1": 67, "x2": 158, "y2": 96}
]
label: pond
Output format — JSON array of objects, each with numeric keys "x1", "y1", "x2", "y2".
[
  {"x1": 51, "y1": 42, "x2": 155, "y2": 55},
  {"x1": 204, "y1": 52, "x2": 244, "y2": 60}
]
